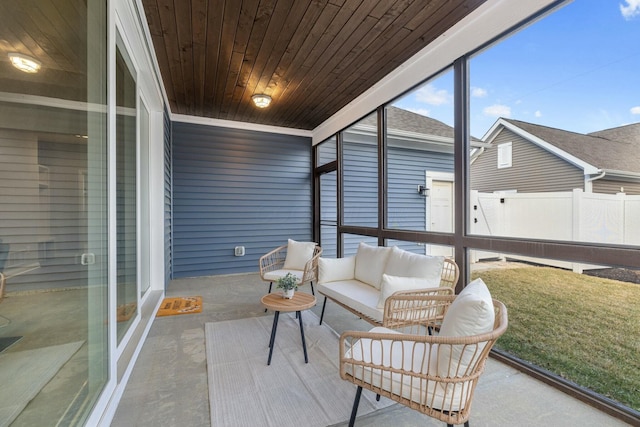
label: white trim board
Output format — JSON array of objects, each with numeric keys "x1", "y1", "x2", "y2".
[{"x1": 172, "y1": 113, "x2": 312, "y2": 138}]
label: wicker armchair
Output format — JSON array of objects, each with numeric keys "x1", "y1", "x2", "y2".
[
  {"x1": 259, "y1": 242, "x2": 322, "y2": 295},
  {"x1": 339, "y1": 289, "x2": 508, "y2": 427}
]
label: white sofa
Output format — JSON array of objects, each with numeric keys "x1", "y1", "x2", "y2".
[{"x1": 317, "y1": 243, "x2": 459, "y2": 326}]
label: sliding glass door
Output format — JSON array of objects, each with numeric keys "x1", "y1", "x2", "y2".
[
  {"x1": 0, "y1": 0, "x2": 109, "y2": 425},
  {"x1": 115, "y1": 40, "x2": 138, "y2": 344}
]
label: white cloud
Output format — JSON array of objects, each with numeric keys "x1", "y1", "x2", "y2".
[
  {"x1": 535, "y1": 110, "x2": 542, "y2": 118},
  {"x1": 631, "y1": 106, "x2": 640, "y2": 114},
  {"x1": 406, "y1": 107, "x2": 431, "y2": 117},
  {"x1": 483, "y1": 104, "x2": 511, "y2": 117},
  {"x1": 415, "y1": 84, "x2": 451, "y2": 106},
  {"x1": 471, "y1": 87, "x2": 487, "y2": 98},
  {"x1": 620, "y1": 0, "x2": 640, "y2": 19}
]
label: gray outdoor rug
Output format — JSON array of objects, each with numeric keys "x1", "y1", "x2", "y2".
[
  {"x1": 0, "y1": 340, "x2": 83, "y2": 427},
  {"x1": 205, "y1": 311, "x2": 392, "y2": 426}
]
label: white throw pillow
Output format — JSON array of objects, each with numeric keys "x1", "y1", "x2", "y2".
[
  {"x1": 438, "y1": 278, "x2": 495, "y2": 377},
  {"x1": 354, "y1": 243, "x2": 392, "y2": 289},
  {"x1": 318, "y1": 256, "x2": 356, "y2": 284},
  {"x1": 283, "y1": 239, "x2": 316, "y2": 270},
  {"x1": 384, "y1": 246, "x2": 444, "y2": 285},
  {"x1": 376, "y1": 274, "x2": 432, "y2": 309}
]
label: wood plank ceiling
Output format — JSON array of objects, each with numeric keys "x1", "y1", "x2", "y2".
[
  {"x1": 142, "y1": 0, "x2": 487, "y2": 130},
  {"x1": 0, "y1": 0, "x2": 89, "y2": 102}
]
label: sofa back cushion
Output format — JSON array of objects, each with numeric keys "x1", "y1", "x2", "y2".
[
  {"x1": 283, "y1": 239, "x2": 316, "y2": 270},
  {"x1": 318, "y1": 256, "x2": 356, "y2": 284},
  {"x1": 384, "y1": 246, "x2": 444, "y2": 285},
  {"x1": 376, "y1": 274, "x2": 433, "y2": 309},
  {"x1": 354, "y1": 243, "x2": 392, "y2": 289},
  {"x1": 437, "y1": 278, "x2": 495, "y2": 377}
]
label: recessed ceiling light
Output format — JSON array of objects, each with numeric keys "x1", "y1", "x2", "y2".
[
  {"x1": 252, "y1": 94, "x2": 272, "y2": 108},
  {"x1": 8, "y1": 52, "x2": 41, "y2": 73}
]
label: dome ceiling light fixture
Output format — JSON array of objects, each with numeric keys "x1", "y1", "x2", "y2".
[
  {"x1": 8, "y1": 52, "x2": 42, "y2": 73},
  {"x1": 251, "y1": 94, "x2": 272, "y2": 108}
]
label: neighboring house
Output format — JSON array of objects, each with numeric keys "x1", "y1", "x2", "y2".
[
  {"x1": 471, "y1": 118, "x2": 640, "y2": 195},
  {"x1": 469, "y1": 118, "x2": 640, "y2": 269},
  {"x1": 328, "y1": 107, "x2": 483, "y2": 256}
]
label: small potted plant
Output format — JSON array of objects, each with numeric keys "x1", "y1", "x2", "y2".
[{"x1": 276, "y1": 273, "x2": 299, "y2": 299}]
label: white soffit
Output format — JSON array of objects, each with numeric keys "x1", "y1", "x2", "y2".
[{"x1": 311, "y1": 0, "x2": 563, "y2": 145}]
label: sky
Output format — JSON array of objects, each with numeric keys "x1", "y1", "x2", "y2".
[{"x1": 393, "y1": 0, "x2": 640, "y2": 138}]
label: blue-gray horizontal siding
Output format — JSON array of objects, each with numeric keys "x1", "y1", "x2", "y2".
[
  {"x1": 322, "y1": 132, "x2": 453, "y2": 257},
  {"x1": 343, "y1": 140, "x2": 378, "y2": 227},
  {"x1": 172, "y1": 122, "x2": 312, "y2": 278},
  {"x1": 388, "y1": 146, "x2": 452, "y2": 231}
]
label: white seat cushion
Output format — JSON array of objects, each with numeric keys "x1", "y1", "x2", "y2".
[
  {"x1": 263, "y1": 269, "x2": 303, "y2": 283},
  {"x1": 344, "y1": 327, "x2": 468, "y2": 412},
  {"x1": 354, "y1": 243, "x2": 392, "y2": 289},
  {"x1": 283, "y1": 239, "x2": 316, "y2": 270},
  {"x1": 317, "y1": 280, "x2": 383, "y2": 323}
]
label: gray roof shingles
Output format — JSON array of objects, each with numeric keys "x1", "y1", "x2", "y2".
[
  {"x1": 361, "y1": 106, "x2": 482, "y2": 142},
  {"x1": 503, "y1": 119, "x2": 640, "y2": 174}
]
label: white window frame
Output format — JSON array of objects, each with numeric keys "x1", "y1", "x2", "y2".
[{"x1": 497, "y1": 141, "x2": 512, "y2": 169}]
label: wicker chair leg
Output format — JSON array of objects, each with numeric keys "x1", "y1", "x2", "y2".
[
  {"x1": 349, "y1": 386, "x2": 362, "y2": 427},
  {"x1": 310, "y1": 281, "x2": 315, "y2": 296},
  {"x1": 375, "y1": 394, "x2": 380, "y2": 401},
  {"x1": 447, "y1": 422, "x2": 469, "y2": 427},
  {"x1": 319, "y1": 297, "x2": 327, "y2": 325}
]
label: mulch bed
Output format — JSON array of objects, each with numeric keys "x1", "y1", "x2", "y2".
[{"x1": 583, "y1": 268, "x2": 640, "y2": 285}]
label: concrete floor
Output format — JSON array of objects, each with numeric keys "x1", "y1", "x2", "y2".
[
  {"x1": 111, "y1": 273, "x2": 631, "y2": 427},
  {"x1": 0, "y1": 287, "x2": 93, "y2": 427}
]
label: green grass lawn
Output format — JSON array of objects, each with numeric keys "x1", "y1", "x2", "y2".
[{"x1": 472, "y1": 266, "x2": 640, "y2": 411}]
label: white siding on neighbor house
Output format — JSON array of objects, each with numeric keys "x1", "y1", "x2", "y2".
[{"x1": 471, "y1": 128, "x2": 585, "y2": 193}]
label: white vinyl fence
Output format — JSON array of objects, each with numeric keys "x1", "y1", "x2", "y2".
[{"x1": 470, "y1": 189, "x2": 640, "y2": 272}]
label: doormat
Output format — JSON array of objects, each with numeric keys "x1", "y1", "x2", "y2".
[
  {"x1": 117, "y1": 302, "x2": 137, "y2": 322},
  {"x1": 0, "y1": 336, "x2": 22, "y2": 353},
  {"x1": 156, "y1": 296, "x2": 202, "y2": 317}
]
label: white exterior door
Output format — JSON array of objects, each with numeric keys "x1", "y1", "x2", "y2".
[{"x1": 426, "y1": 172, "x2": 454, "y2": 257}]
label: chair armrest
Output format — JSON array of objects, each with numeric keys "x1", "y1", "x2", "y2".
[
  {"x1": 259, "y1": 245, "x2": 287, "y2": 279},
  {"x1": 339, "y1": 325, "x2": 487, "y2": 380},
  {"x1": 300, "y1": 246, "x2": 322, "y2": 285},
  {"x1": 383, "y1": 292, "x2": 455, "y2": 333},
  {"x1": 440, "y1": 258, "x2": 459, "y2": 289}
]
